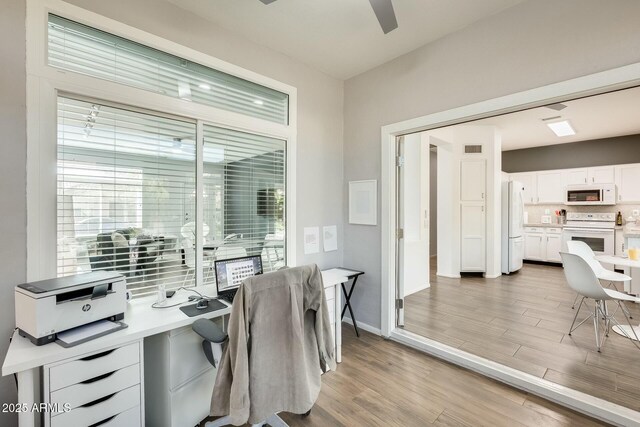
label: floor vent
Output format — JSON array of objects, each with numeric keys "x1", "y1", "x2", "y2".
[{"x1": 464, "y1": 144, "x2": 482, "y2": 154}]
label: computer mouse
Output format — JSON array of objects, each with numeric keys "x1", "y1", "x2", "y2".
[{"x1": 195, "y1": 299, "x2": 209, "y2": 310}]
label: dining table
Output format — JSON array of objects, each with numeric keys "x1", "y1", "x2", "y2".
[{"x1": 596, "y1": 254, "x2": 640, "y2": 341}]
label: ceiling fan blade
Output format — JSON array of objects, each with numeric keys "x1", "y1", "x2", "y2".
[
  {"x1": 368, "y1": 0, "x2": 398, "y2": 34},
  {"x1": 258, "y1": 0, "x2": 278, "y2": 4}
]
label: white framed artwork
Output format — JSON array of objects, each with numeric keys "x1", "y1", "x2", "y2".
[{"x1": 349, "y1": 180, "x2": 377, "y2": 225}]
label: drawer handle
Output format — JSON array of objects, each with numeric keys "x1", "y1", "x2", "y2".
[
  {"x1": 88, "y1": 414, "x2": 117, "y2": 427},
  {"x1": 80, "y1": 370, "x2": 116, "y2": 384},
  {"x1": 80, "y1": 349, "x2": 116, "y2": 361},
  {"x1": 80, "y1": 392, "x2": 116, "y2": 408}
]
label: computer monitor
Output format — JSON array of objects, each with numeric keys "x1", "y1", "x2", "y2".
[{"x1": 214, "y1": 255, "x2": 263, "y2": 295}]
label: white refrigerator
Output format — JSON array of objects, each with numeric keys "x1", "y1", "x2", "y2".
[{"x1": 502, "y1": 180, "x2": 525, "y2": 274}]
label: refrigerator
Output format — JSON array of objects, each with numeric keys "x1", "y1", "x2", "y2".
[{"x1": 501, "y1": 180, "x2": 524, "y2": 274}]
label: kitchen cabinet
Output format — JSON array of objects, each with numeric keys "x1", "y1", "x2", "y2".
[
  {"x1": 461, "y1": 160, "x2": 486, "y2": 202},
  {"x1": 510, "y1": 172, "x2": 536, "y2": 205},
  {"x1": 460, "y1": 203, "x2": 485, "y2": 272},
  {"x1": 545, "y1": 232, "x2": 563, "y2": 263},
  {"x1": 524, "y1": 227, "x2": 562, "y2": 263},
  {"x1": 566, "y1": 169, "x2": 588, "y2": 185},
  {"x1": 588, "y1": 166, "x2": 615, "y2": 184},
  {"x1": 536, "y1": 170, "x2": 566, "y2": 204},
  {"x1": 616, "y1": 163, "x2": 640, "y2": 203}
]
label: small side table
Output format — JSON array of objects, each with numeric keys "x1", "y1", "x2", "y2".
[{"x1": 323, "y1": 268, "x2": 365, "y2": 337}]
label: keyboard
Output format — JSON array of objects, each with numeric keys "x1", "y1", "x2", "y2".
[{"x1": 218, "y1": 289, "x2": 237, "y2": 304}]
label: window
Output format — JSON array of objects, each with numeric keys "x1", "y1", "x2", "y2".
[
  {"x1": 57, "y1": 96, "x2": 197, "y2": 296},
  {"x1": 48, "y1": 14, "x2": 289, "y2": 124},
  {"x1": 203, "y1": 126, "x2": 286, "y2": 280}
]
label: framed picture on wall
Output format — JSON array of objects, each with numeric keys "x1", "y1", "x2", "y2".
[{"x1": 349, "y1": 180, "x2": 377, "y2": 225}]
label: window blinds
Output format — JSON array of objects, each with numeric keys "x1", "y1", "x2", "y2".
[
  {"x1": 203, "y1": 125, "x2": 286, "y2": 279},
  {"x1": 57, "y1": 96, "x2": 198, "y2": 296},
  {"x1": 48, "y1": 14, "x2": 289, "y2": 125}
]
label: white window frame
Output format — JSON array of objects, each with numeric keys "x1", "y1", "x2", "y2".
[{"x1": 26, "y1": 0, "x2": 297, "y2": 283}]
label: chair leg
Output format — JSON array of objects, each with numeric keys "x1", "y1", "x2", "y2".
[
  {"x1": 593, "y1": 302, "x2": 601, "y2": 352},
  {"x1": 572, "y1": 293, "x2": 581, "y2": 309},
  {"x1": 569, "y1": 297, "x2": 592, "y2": 335}
]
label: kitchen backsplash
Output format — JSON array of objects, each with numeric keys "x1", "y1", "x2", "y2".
[{"x1": 525, "y1": 204, "x2": 640, "y2": 224}]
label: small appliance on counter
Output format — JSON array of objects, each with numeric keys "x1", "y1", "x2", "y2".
[{"x1": 15, "y1": 271, "x2": 127, "y2": 345}]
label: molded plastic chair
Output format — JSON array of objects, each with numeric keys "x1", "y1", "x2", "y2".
[
  {"x1": 566, "y1": 241, "x2": 632, "y2": 318},
  {"x1": 560, "y1": 252, "x2": 640, "y2": 352}
]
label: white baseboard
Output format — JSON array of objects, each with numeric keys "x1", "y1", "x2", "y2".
[
  {"x1": 484, "y1": 273, "x2": 502, "y2": 279},
  {"x1": 342, "y1": 317, "x2": 382, "y2": 336},
  {"x1": 389, "y1": 329, "x2": 640, "y2": 427}
]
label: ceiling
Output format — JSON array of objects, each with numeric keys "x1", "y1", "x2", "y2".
[
  {"x1": 472, "y1": 85, "x2": 640, "y2": 151},
  {"x1": 167, "y1": 0, "x2": 524, "y2": 79}
]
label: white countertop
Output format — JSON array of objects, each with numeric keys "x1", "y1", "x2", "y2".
[{"x1": 3, "y1": 270, "x2": 348, "y2": 376}]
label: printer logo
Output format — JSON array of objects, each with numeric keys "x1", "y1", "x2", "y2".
[{"x1": 81, "y1": 304, "x2": 91, "y2": 312}]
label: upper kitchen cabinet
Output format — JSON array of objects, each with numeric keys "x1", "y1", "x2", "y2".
[
  {"x1": 566, "y1": 168, "x2": 588, "y2": 185},
  {"x1": 536, "y1": 170, "x2": 566, "y2": 204},
  {"x1": 510, "y1": 172, "x2": 536, "y2": 205},
  {"x1": 460, "y1": 160, "x2": 486, "y2": 202},
  {"x1": 588, "y1": 166, "x2": 615, "y2": 184},
  {"x1": 616, "y1": 163, "x2": 640, "y2": 203}
]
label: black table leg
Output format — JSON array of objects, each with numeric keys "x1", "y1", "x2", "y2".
[{"x1": 341, "y1": 275, "x2": 360, "y2": 337}]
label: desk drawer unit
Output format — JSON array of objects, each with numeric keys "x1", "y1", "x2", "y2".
[{"x1": 44, "y1": 340, "x2": 144, "y2": 427}]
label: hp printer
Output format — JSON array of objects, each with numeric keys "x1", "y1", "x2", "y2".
[{"x1": 15, "y1": 271, "x2": 127, "y2": 345}]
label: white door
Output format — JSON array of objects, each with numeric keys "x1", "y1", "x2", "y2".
[
  {"x1": 461, "y1": 203, "x2": 486, "y2": 271},
  {"x1": 400, "y1": 134, "x2": 430, "y2": 297},
  {"x1": 566, "y1": 168, "x2": 588, "y2": 185},
  {"x1": 588, "y1": 166, "x2": 615, "y2": 184},
  {"x1": 461, "y1": 160, "x2": 486, "y2": 202},
  {"x1": 546, "y1": 234, "x2": 562, "y2": 262},
  {"x1": 511, "y1": 172, "x2": 536, "y2": 204},
  {"x1": 616, "y1": 164, "x2": 640, "y2": 203},
  {"x1": 524, "y1": 233, "x2": 544, "y2": 260},
  {"x1": 536, "y1": 170, "x2": 566, "y2": 204}
]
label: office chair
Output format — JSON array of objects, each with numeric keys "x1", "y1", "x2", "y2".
[{"x1": 192, "y1": 319, "x2": 290, "y2": 427}]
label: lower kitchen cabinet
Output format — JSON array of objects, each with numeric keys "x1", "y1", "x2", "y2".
[{"x1": 524, "y1": 227, "x2": 562, "y2": 263}]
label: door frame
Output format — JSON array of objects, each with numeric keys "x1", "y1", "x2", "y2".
[{"x1": 380, "y1": 61, "x2": 640, "y2": 426}]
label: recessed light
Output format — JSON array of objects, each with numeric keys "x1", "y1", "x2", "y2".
[
  {"x1": 199, "y1": 83, "x2": 211, "y2": 90},
  {"x1": 546, "y1": 120, "x2": 575, "y2": 137},
  {"x1": 253, "y1": 99, "x2": 264, "y2": 105}
]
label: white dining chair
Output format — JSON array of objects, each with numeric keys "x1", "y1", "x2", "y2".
[
  {"x1": 561, "y1": 252, "x2": 640, "y2": 352},
  {"x1": 566, "y1": 240, "x2": 632, "y2": 318}
]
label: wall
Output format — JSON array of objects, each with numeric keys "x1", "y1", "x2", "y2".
[
  {"x1": 503, "y1": 135, "x2": 640, "y2": 173},
  {"x1": 343, "y1": 0, "x2": 640, "y2": 329},
  {"x1": 62, "y1": 0, "x2": 345, "y2": 270},
  {"x1": 429, "y1": 148, "x2": 437, "y2": 256},
  {"x1": 0, "y1": 1, "x2": 26, "y2": 425}
]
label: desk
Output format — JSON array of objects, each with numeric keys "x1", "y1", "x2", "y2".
[
  {"x1": 323, "y1": 268, "x2": 364, "y2": 337},
  {"x1": 596, "y1": 255, "x2": 640, "y2": 341},
  {"x1": 3, "y1": 271, "x2": 343, "y2": 427}
]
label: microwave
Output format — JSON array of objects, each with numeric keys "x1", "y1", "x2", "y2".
[{"x1": 565, "y1": 184, "x2": 616, "y2": 206}]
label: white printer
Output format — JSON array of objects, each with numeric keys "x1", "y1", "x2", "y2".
[{"x1": 15, "y1": 271, "x2": 127, "y2": 345}]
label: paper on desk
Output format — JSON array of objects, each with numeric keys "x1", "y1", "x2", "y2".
[
  {"x1": 303, "y1": 227, "x2": 319, "y2": 255},
  {"x1": 56, "y1": 319, "x2": 127, "y2": 347},
  {"x1": 323, "y1": 225, "x2": 337, "y2": 252}
]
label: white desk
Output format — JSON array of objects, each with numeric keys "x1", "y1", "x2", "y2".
[
  {"x1": 3, "y1": 272, "x2": 344, "y2": 427},
  {"x1": 596, "y1": 255, "x2": 640, "y2": 341}
]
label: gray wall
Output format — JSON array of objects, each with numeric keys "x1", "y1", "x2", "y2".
[
  {"x1": 430, "y1": 149, "x2": 437, "y2": 256},
  {"x1": 343, "y1": 0, "x2": 640, "y2": 330},
  {"x1": 0, "y1": 0, "x2": 26, "y2": 425},
  {"x1": 503, "y1": 134, "x2": 640, "y2": 173}
]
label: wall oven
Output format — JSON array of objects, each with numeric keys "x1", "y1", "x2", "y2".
[
  {"x1": 562, "y1": 212, "x2": 615, "y2": 256},
  {"x1": 565, "y1": 184, "x2": 616, "y2": 206}
]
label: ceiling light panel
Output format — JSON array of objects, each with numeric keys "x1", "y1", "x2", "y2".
[{"x1": 546, "y1": 120, "x2": 575, "y2": 137}]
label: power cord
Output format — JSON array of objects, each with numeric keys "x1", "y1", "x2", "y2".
[{"x1": 150, "y1": 286, "x2": 213, "y2": 309}]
